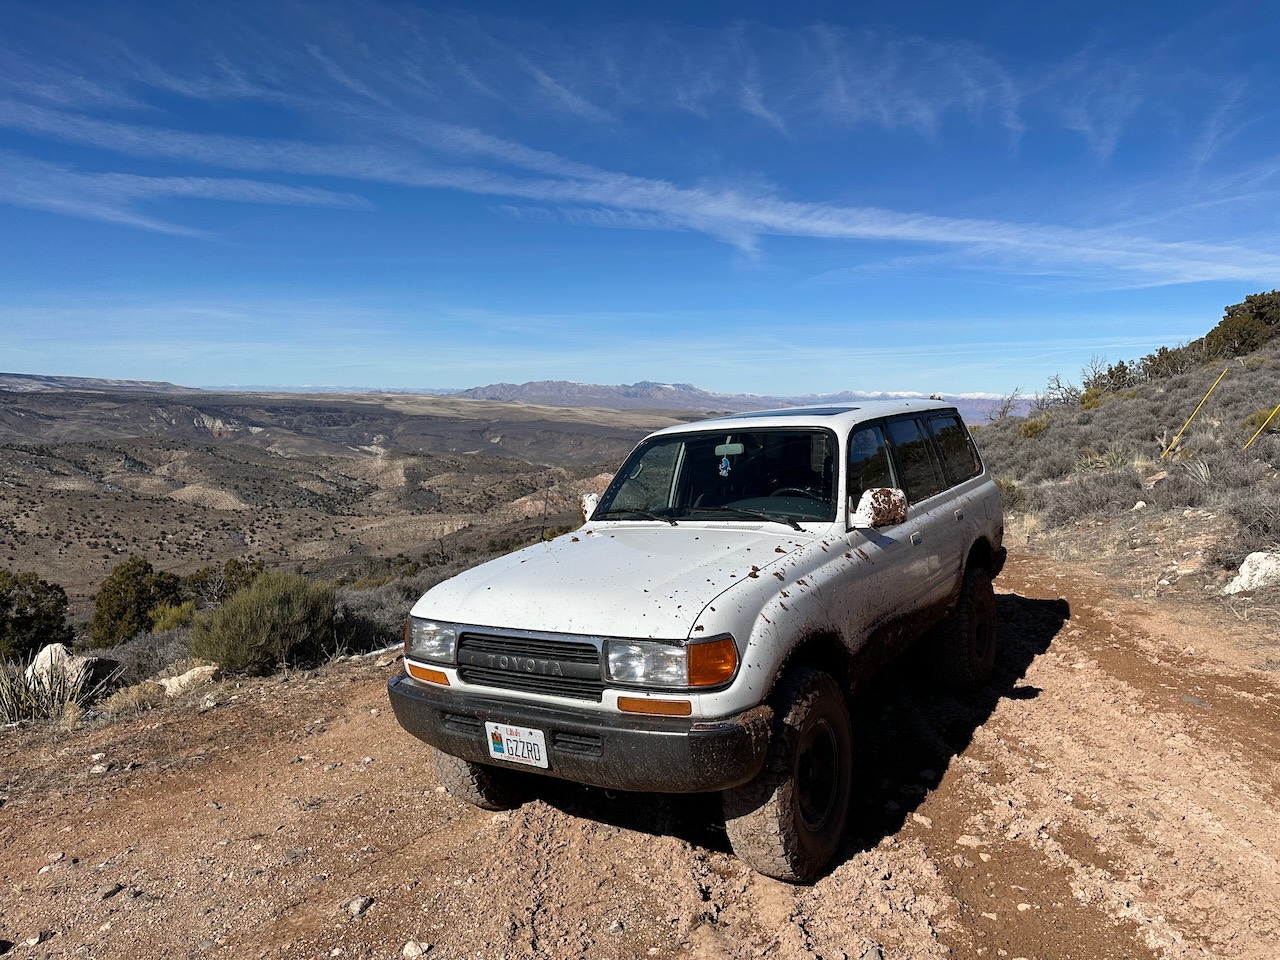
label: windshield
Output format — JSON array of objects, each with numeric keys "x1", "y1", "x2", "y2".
[{"x1": 594, "y1": 428, "x2": 838, "y2": 523}]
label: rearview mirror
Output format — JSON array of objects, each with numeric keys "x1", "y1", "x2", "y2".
[{"x1": 849, "y1": 488, "x2": 908, "y2": 528}]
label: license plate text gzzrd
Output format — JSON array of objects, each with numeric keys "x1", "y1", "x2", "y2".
[{"x1": 484, "y1": 722, "x2": 549, "y2": 769}]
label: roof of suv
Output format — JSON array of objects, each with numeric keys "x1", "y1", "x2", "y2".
[{"x1": 651, "y1": 398, "x2": 956, "y2": 437}]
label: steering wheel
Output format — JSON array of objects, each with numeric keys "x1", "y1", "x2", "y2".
[{"x1": 770, "y1": 487, "x2": 824, "y2": 501}]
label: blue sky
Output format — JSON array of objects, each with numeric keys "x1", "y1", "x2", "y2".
[{"x1": 2, "y1": 1, "x2": 1278, "y2": 398}]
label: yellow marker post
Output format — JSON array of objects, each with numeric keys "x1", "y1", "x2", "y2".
[
  {"x1": 1161, "y1": 366, "x2": 1229, "y2": 460},
  {"x1": 1243, "y1": 403, "x2": 1280, "y2": 451}
]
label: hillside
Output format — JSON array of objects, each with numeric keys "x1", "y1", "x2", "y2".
[
  {"x1": 0, "y1": 391, "x2": 674, "y2": 614},
  {"x1": 974, "y1": 335, "x2": 1280, "y2": 576}
]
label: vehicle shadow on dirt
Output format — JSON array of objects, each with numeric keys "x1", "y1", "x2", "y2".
[
  {"x1": 841, "y1": 593, "x2": 1070, "y2": 863},
  {"x1": 526, "y1": 592, "x2": 1071, "y2": 869}
]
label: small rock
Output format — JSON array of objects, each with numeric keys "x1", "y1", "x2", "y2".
[
  {"x1": 89, "y1": 763, "x2": 111, "y2": 775},
  {"x1": 911, "y1": 813, "x2": 932, "y2": 828},
  {"x1": 401, "y1": 941, "x2": 427, "y2": 958},
  {"x1": 859, "y1": 946, "x2": 885, "y2": 960},
  {"x1": 608, "y1": 920, "x2": 624, "y2": 934},
  {"x1": 98, "y1": 882, "x2": 125, "y2": 900},
  {"x1": 1132, "y1": 500, "x2": 1147, "y2": 511},
  {"x1": 1017, "y1": 902, "x2": 1032, "y2": 912},
  {"x1": 1182, "y1": 694, "x2": 1211, "y2": 708},
  {"x1": 346, "y1": 896, "x2": 373, "y2": 919},
  {"x1": 24, "y1": 932, "x2": 54, "y2": 947}
]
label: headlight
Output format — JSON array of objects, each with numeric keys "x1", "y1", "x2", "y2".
[
  {"x1": 404, "y1": 617, "x2": 458, "y2": 663},
  {"x1": 605, "y1": 635, "x2": 737, "y2": 688},
  {"x1": 606, "y1": 640, "x2": 686, "y2": 686}
]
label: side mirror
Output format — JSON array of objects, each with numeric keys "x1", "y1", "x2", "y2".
[
  {"x1": 849, "y1": 488, "x2": 908, "y2": 528},
  {"x1": 580, "y1": 492, "x2": 600, "y2": 523}
]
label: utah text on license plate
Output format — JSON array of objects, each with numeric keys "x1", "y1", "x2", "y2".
[{"x1": 484, "y1": 721, "x2": 549, "y2": 768}]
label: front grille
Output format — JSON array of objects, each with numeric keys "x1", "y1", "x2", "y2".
[{"x1": 456, "y1": 631, "x2": 604, "y2": 702}]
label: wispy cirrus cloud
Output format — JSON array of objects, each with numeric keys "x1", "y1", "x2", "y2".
[
  {"x1": 1, "y1": 4, "x2": 1278, "y2": 291},
  {"x1": 0, "y1": 150, "x2": 372, "y2": 234},
  {"x1": 3, "y1": 93, "x2": 1279, "y2": 286}
]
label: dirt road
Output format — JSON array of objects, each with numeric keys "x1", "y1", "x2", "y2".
[{"x1": 2, "y1": 551, "x2": 1278, "y2": 959}]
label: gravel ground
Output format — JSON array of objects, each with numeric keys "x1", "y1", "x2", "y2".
[{"x1": 2, "y1": 549, "x2": 1277, "y2": 960}]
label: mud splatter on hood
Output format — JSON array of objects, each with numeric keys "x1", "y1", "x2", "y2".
[{"x1": 411, "y1": 522, "x2": 824, "y2": 638}]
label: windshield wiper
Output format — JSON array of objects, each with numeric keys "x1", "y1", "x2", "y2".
[
  {"x1": 594, "y1": 508, "x2": 678, "y2": 526},
  {"x1": 685, "y1": 505, "x2": 803, "y2": 531}
]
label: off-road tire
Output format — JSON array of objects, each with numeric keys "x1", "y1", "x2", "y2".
[
  {"x1": 936, "y1": 565, "x2": 997, "y2": 690},
  {"x1": 722, "y1": 668, "x2": 853, "y2": 883},
  {"x1": 431, "y1": 747, "x2": 526, "y2": 811}
]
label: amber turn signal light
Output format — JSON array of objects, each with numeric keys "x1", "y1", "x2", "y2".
[
  {"x1": 687, "y1": 634, "x2": 738, "y2": 687},
  {"x1": 406, "y1": 663, "x2": 450, "y2": 685},
  {"x1": 618, "y1": 696, "x2": 692, "y2": 717}
]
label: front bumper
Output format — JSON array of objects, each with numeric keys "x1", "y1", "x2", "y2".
[{"x1": 386, "y1": 672, "x2": 770, "y2": 793}]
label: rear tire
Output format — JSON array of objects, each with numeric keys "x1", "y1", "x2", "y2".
[
  {"x1": 722, "y1": 668, "x2": 852, "y2": 882},
  {"x1": 431, "y1": 747, "x2": 526, "y2": 811},
  {"x1": 936, "y1": 566, "x2": 997, "y2": 690}
]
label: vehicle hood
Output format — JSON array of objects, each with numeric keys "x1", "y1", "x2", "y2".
[{"x1": 412, "y1": 522, "x2": 821, "y2": 639}]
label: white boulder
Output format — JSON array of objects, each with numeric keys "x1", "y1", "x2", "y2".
[
  {"x1": 1222, "y1": 552, "x2": 1280, "y2": 595},
  {"x1": 25, "y1": 643, "x2": 93, "y2": 686}
]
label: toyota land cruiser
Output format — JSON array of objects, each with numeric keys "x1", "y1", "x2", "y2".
[{"x1": 387, "y1": 399, "x2": 1005, "y2": 881}]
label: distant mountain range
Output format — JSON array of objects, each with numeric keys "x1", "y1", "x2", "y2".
[
  {"x1": 436, "y1": 379, "x2": 1007, "y2": 422},
  {"x1": 0, "y1": 373, "x2": 1010, "y2": 422}
]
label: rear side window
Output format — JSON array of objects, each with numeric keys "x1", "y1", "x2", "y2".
[
  {"x1": 927, "y1": 414, "x2": 982, "y2": 484},
  {"x1": 886, "y1": 418, "x2": 947, "y2": 504}
]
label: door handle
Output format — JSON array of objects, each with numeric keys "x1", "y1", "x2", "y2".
[
  {"x1": 910, "y1": 532, "x2": 923, "y2": 546},
  {"x1": 954, "y1": 509, "x2": 964, "y2": 522}
]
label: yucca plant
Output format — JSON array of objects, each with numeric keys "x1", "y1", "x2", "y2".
[{"x1": 0, "y1": 659, "x2": 111, "y2": 724}]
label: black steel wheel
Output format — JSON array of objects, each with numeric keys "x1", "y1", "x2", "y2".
[{"x1": 722, "y1": 667, "x2": 853, "y2": 882}]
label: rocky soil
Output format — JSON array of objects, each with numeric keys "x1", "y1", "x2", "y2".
[{"x1": 2, "y1": 547, "x2": 1278, "y2": 960}]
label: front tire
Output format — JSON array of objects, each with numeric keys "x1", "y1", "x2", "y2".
[
  {"x1": 722, "y1": 668, "x2": 852, "y2": 882},
  {"x1": 431, "y1": 747, "x2": 526, "y2": 811}
]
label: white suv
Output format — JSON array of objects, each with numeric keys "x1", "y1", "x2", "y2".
[{"x1": 388, "y1": 399, "x2": 1005, "y2": 881}]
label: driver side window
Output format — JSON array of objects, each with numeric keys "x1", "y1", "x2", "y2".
[{"x1": 847, "y1": 424, "x2": 896, "y2": 505}]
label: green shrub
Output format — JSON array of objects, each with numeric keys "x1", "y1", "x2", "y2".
[
  {"x1": 0, "y1": 569, "x2": 74, "y2": 663},
  {"x1": 91, "y1": 555, "x2": 183, "y2": 648},
  {"x1": 1019, "y1": 416, "x2": 1049, "y2": 440},
  {"x1": 190, "y1": 572, "x2": 336, "y2": 675},
  {"x1": 149, "y1": 600, "x2": 196, "y2": 632},
  {"x1": 1080, "y1": 388, "x2": 1105, "y2": 410}
]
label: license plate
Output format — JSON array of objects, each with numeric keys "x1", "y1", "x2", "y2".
[{"x1": 484, "y1": 721, "x2": 549, "y2": 769}]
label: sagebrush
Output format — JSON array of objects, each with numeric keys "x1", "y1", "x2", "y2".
[{"x1": 190, "y1": 572, "x2": 336, "y2": 675}]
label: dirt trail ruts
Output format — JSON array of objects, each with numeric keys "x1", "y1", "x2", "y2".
[{"x1": 1, "y1": 550, "x2": 1277, "y2": 959}]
